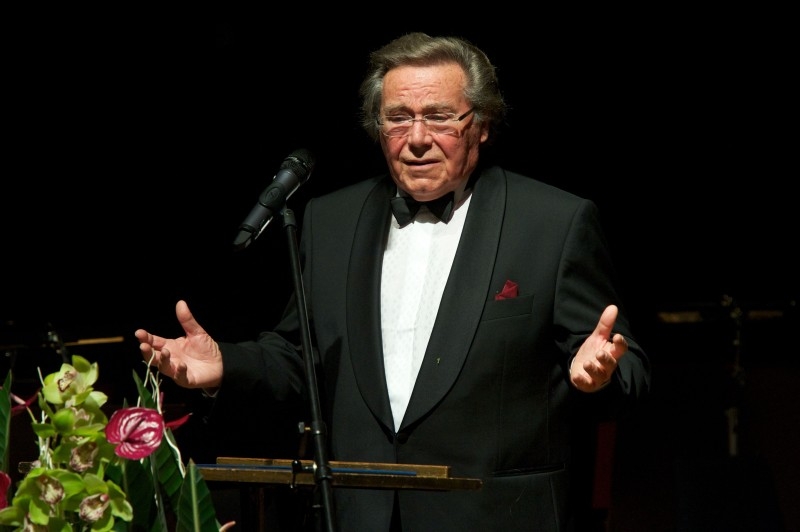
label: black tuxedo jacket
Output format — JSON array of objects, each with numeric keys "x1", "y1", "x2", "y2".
[{"x1": 214, "y1": 165, "x2": 650, "y2": 531}]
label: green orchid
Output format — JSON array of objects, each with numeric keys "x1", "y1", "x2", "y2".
[
  {"x1": 41, "y1": 357, "x2": 104, "y2": 410},
  {"x1": 0, "y1": 353, "x2": 226, "y2": 531}
]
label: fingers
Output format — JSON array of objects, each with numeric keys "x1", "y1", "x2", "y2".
[
  {"x1": 594, "y1": 305, "x2": 628, "y2": 360},
  {"x1": 134, "y1": 329, "x2": 148, "y2": 344},
  {"x1": 589, "y1": 349, "x2": 617, "y2": 382},
  {"x1": 159, "y1": 348, "x2": 171, "y2": 367},
  {"x1": 135, "y1": 328, "x2": 167, "y2": 351},
  {"x1": 575, "y1": 350, "x2": 615, "y2": 387},
  {"x1": 135, "y1": 329, "x2": 156, "y2": 361},
  {"x1": 135, "y1": 328, "x2": 168, "y2": 369},
  {"x1": 609, "y1": 332, "x2": 629, "y2": 360},
  {"x1": 571, "y1": 305, "x2": 630, "y2": 392},
  {"x1": 152, "y1": 347, "x2": 177, "y2": 378},
  {"x1": 173, "y1": 360, "x2": 188, "y2": 383}
]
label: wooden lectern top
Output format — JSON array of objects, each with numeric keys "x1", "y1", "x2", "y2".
[{"x1": 197, "y1": 457, "x2": 482, "y2": 491}]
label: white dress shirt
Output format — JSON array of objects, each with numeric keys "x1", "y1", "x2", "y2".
[{"x1": 381, "y1": 192, "x2": 471, "y2": 431}]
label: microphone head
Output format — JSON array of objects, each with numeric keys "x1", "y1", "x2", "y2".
[{"x1": 282, "y1": 148, "x2": 315, "y2": 183}]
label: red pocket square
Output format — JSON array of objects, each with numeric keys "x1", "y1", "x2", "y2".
[{"x1": 495, "y1": 280, "x2": 519, "y2": 300}]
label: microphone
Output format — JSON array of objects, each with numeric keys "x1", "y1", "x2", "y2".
[{"x1": 232, "y1": 149, "x2": 315, "y2": 250}]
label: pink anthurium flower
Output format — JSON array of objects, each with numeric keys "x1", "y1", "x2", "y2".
[{"x1": 105, "y1": 407, "x2": 164, "y2": 460}]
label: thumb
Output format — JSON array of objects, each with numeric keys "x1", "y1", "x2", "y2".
[
  {"x1": 595, "y1": 304, "x2": 628, "y2": 361},
  {"x1": 593, "y1": 304, "x2": 619, "y2": 340},
  {"x1": 175, "y1": 300, "x2": 206, "y2": 336}
]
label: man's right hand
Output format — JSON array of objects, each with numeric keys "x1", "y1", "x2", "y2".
[{"x1": 134, "y1": 300, "x2": 224, "y2": 390}]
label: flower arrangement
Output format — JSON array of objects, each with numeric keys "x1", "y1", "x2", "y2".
[{"x1": 0, "y1": 353, "x2": 229, "y2": 531}]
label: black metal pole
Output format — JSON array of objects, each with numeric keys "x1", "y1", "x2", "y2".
[{"x1": 280, "y1": 206, "x2": 337, "y2": 532}]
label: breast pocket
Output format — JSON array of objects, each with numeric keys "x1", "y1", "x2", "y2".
[{"x1": 482, "y1": 294, "x2": 534, "y2": 321}]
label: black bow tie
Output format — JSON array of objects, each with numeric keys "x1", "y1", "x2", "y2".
[{"x1": 390, "y1": 192, "x2": 455, "y2": 227}]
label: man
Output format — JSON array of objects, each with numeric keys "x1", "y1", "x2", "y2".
[{"x1": 136, "y1": 32, "x2": 651, "y2": 531}]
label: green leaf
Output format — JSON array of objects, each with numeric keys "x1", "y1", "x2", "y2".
[
  {"x1": 175, "y1": 460, "x2": 220, "y2": 532},
  {"x1": 132, "y1": 370, "x2": 158, "y2": 409},
  {"x1": 108, "y1": 458, "x2": 158, "y2": 530},
  {"x1": 0, "y1": 504, "x2": 25, "y2": 527},
  {"x1": 152, "y1": 433, "x2": 184, "y2": 507}
]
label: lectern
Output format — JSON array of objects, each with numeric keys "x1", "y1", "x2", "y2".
[{"x1": 198, "y1": 457, "x2": 482, "y2": 530}]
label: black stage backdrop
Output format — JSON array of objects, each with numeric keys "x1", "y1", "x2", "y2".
[{"x1": 2, "y1": 8, "x2": 797, "y2": 531}]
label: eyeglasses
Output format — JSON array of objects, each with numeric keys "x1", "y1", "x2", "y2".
[{"x1": 377, "y1": 108, "x2": 475, "y2": 138}]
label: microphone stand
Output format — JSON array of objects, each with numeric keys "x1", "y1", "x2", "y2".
[{"x1": 280, "y1": 206, "x2": 337, "y2": 532}]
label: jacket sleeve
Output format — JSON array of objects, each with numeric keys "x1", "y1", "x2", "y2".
[
  {"x1": 202, "y1": 325, "x2": 309, "y2": 459},
  {"x1": 554, "y1": 198, "x2": 652, "y2": 419}
]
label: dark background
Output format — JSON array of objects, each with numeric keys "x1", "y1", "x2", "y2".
[{"x1": 2, "y1": 7, "x2": 797, "y2": 531}]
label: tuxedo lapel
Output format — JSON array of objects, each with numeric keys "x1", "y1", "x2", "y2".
[
  {"x1": 401, "y1": 167, "x2": 507, "y2": 429},
  {"x1": 346, "y1": 177, "x2": 396, "y2": 430}
]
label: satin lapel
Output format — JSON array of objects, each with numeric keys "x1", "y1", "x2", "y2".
[
  {"x1": 401, "y1": 167, "x2": 507, "y2": 430},
  {"x1": 346, "y1": 176, "x2": 396, "y2": 430}
]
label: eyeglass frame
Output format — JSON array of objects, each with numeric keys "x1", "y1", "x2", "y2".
[{"x1": 376, "y1": 107, "x2": 476, "y2": 138}]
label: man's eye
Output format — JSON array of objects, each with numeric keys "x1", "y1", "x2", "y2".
[
  {"x1": 424, "y1": 114, "x2": 451, "y2": 123},
  {"x1": 385, "y1": 116, "x2": 412, "y2": 124}
]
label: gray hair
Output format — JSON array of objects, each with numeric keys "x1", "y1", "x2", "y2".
[{"x1": 359, "y1": 32, "x2": 507, "y2": 143}]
